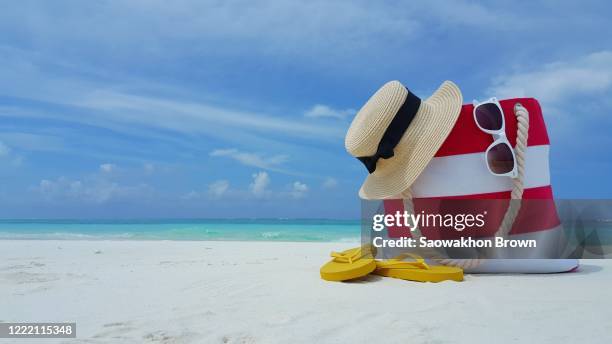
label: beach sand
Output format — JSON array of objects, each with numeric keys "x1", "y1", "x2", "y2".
[{"x1": 1, "y1": 240, "x2": 611, "y2": 344}]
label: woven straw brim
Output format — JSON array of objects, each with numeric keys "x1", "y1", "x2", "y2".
[{"x1": 359, "y1": 81, "x2": 462, "y2": 199}]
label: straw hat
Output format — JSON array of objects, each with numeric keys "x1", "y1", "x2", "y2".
[{"x1": 345, "y1": 80, "x2": 462, "y2": 199}]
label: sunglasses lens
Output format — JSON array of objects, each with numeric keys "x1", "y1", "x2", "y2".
[
  {"x1": 475, "y1": 103, "x2": 503, "y2": 131},
  {"x1": 487, "y1": 143, "x2": 515, "y2": 174}
]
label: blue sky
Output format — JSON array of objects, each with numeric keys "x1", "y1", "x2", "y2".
[{"x1": 1, "y1": 1, "x2": 611, "y2": 219}]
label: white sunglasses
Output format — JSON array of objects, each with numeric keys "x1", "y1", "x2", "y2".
[{"x1": 472, "y1": 97, "x2": 517, "y2": 178}]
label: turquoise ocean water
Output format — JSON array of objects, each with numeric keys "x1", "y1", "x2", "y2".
[
  {"x1": 2, "y1": 219, "x2": 610, "y2": 245},
  {"x1": 0, "y1": 219, "x2": 361, "y2": 242}
]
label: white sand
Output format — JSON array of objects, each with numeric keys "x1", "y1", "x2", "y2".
[{"x1": 1, "y1": 240, "x2": 611, "y2": 344}]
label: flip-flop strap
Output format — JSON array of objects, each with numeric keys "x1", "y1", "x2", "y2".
[
  {"x1": 331, "y1": 251, "x2": 357, "y2": 264},
  {"x1": 377, "y1": 253, "x2": 430, "y2": 270},
  {"x1": 330, "y1": 246, "x2": 372, "y2": 264}
]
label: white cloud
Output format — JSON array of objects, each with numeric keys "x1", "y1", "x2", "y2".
[
  {"x1": 210, "y1": 148, "x2": 288, "y2": 170},
  {"x1": 0, "y1": 2, "x2": 419, "y2": 62},
  {"x1": 143, "y1": 163, "x2": 155, "y2": 174},
  {"x1": 34, "y1": 176, "x2": 151, "y2": 204},
  {"x1": 0, "y1": 3, "x2": 426, "y2": 152},
  {"x1": 419, "y1": 1, "x2": 517, "y2": 30},
  {"x1": 0, "y1": 47, "x2": 345, "y2": 151},
  {"x1": 0, "y1": 140, "x2": 23, "y2": 167},
  {"x1": 99, "y1": 163, "x2": 116, "y2": 173},
  {"x1": 185, "y1": 176, "x2": 311, "y2": 200},
  {"x1": 322, "y1": 177, "x2": 338, "y2": 189},
  {"x1": 0, "y1": 141, "x2": 10, "y2": 157},
  {"x1": 0, "y1": 132, "x2": 64, "y2": 152},
  {"x1": 304, "y1": 104, "x2": 355, "y2": 120},
  {"x1": 489, "y1": 51, "x2": 612, "y2": 106},
  {"x1": 208, "y1": 180, "x2": 230, "y2": 197},
  {"x1": 181, "y1": 190, "x2": 201, "y2": 200},
  {"x1": 72, "y1": 90, "x2": 344, "y2": 140},
  {"x1": 250, "y1": 171, "x2": 270, "y2": 197},
  {"x1": 291, "y1": 181, "x2": 309, "y2": 199}
]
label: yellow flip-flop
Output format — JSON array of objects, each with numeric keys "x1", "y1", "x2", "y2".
[
  {"x1": 374, "y1": 253, "x2": 463, "y2": 282},
  {"x1": 320, "y1": 245, "x2": 377, "y2": 281}
]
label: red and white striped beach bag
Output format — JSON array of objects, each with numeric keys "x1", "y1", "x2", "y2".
[{"x1": 386, "y1": 98, "x2": 578, "y2": 273}]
